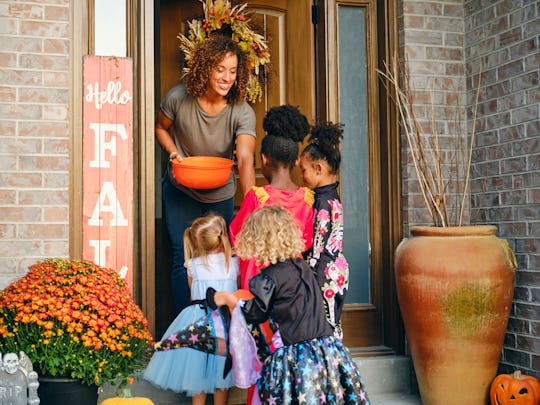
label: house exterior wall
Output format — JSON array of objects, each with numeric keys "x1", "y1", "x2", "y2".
[
  {"x1": 399, "y1": 0, "x2": 467, "y2": 229},
  {"x1": 465, "y1": 0, "x2": 539, "y2": 378},
  {"x1": 0, "y1": 0, "x2": 71, "y2": 289},
  {"x1": 400, "y1": 0, "x2": 539, "y2": 379}
]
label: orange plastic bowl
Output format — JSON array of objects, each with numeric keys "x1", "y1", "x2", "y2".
[{"x1": 171, "y1": 156, "x2": 234, "y2": 189}]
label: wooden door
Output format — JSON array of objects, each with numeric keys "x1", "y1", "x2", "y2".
[
  {"x1": 158, "y1": 0, "x2": 315, "y2": 204},
  {"x1": 319, "y1": 0, "x2": 386, "y2": 351},
  {"x1": 314, "y1": 0, "x2": 397, "y2": 352},
  {"x1": 232, "y1": 0, "x2": 316, "y2": 202}
]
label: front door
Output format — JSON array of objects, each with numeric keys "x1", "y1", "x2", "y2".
[
  {"x1": 232, "y1": 0, "x2": 318, "y2": 199},
  {"x1": 154, "y1": 0, "x2": 399, "y2": 352}
]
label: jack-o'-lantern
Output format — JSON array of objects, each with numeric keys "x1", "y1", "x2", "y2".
[{"x1": 490, "y1": 370, "x2": 540, "y2": 405}]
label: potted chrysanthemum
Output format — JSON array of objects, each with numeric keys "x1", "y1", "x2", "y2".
[{"x1": 0, "y1": 258, "x2": 153, "y2": 404}]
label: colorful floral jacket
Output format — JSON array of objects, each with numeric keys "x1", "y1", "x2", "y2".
[{"x1": 305, "y1": 182, "x2": 349, "y2": 339}]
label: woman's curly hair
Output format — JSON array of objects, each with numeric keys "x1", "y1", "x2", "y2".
[
  {"x1": 302, "y1": 121, "x2": 344, "y2": 174},
  {"x1": 234, "y1": 205, "x2": 305, "y2": 266},
  {"x1": 261, "y1": 105, "x2": 311, "y2": 169},
  {"x1": 185, "y1": 35, "x2": 250, "y2": 103}
]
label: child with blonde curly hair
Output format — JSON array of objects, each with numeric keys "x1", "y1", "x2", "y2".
[{"x1": 214, "y1": 205, "x2": 370, "y2": 405}]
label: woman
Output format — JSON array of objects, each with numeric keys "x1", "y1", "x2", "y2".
[{"x1": 156, "y1": 35, "x2": 256, "y2": 314}]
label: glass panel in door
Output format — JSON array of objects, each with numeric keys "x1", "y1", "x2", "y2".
[{"x1": 338, "y1": 5, "x2": 370, "y2": 304}]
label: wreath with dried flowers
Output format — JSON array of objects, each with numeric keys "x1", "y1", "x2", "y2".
[{"x1": 178, "y1": 0, "x2": 271, "y2": 103}]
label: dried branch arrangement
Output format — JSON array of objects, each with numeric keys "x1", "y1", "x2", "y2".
[{"x1": 378, "y1": 55, "x2": 481, "y2": 227}]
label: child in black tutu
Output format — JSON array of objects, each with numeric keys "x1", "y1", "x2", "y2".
[{"x1": 213, "y1": 204, "x2": 370, "y2": 404}]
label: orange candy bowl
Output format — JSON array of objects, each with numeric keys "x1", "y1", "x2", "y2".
[{"x1": 171, "y1": 156, "x2": 234, "y2": 189}]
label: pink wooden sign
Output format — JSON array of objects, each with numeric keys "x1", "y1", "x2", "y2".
[{"x1": 82, "y1": 56, "x2": 134, "y2": 293}]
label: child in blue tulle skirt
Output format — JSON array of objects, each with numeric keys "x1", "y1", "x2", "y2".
[{"x1": 144, "y1": 213, "x2": 239, "y2": 405}]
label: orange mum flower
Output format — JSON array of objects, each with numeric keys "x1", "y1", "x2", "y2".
[{"x1": 0, "y1": 258, "x2": 153, "y2": 386}]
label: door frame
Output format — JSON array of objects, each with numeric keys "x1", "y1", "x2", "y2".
[
  {"x1": 377, "y1": 0, "x2": 404, "y2": 355},
  {"x1": 72, "y1": 0, "x2": 402, "y2": 350},
  {"x1": 137, "y1": 0, "x2": 157, "y2": 334},
  {"x1": 314, "y1": 0, "x2": 403, "y2": 353}
]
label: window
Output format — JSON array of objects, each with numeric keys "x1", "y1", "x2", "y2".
[{"x1": 93, "y1": 0, "x2": 127, "y2": 57}]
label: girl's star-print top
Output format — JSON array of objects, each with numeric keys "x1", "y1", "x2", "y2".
[
  {"x1": 242, "y1": 258, "x2": 333, "y2": 345},
  {"x1": 305, "y1": 182, "x2": 349, "y2": 339}
]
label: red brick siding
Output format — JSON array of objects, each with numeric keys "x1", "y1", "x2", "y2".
[
  {"x1": 0, "y1": 0, "x2": 70, "y2": 287},
  {"x1": 401, "y1": 0, "x2": 539, "y2": 379},
  {"x1": 465, "y1": 0, "x2": 540, "y2": 378},
  {"x1": 399, "y1": 0, "x2": 467, "y2": 230}
]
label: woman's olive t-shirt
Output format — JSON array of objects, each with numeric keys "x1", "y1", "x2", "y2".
[{"x1": 161, "y1": 84, "x2": 257, "y2": 203}]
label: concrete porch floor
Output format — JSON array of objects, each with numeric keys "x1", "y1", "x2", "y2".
[
  {"x1": 98, "y1": 355, "x2": 422, "y2": 404},
  {"x1": 98, "y1": 381, "x2": 422, "y2": 404}
]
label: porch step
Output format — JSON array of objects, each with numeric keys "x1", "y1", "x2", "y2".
[
  {"x1": 98, "y1": 355, "x2": 421, "y2": 404},
  {"x1": 354, "y1": 355, "x2": 421, "y2": 404},
  {"x1": 355, "y1": 355, "x2": 416, "y2": 396},
  {"x1": 371, "y1": 392, "x2": 423, "y2": 405}
]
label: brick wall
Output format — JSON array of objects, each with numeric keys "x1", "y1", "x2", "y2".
[
  {"x1": 400, "y1": 0, "x2": 539, "y2": 379},
  {"x1": 465, "y1": 0, "x2": 539, "y2": 378},
  {"x1": 0, "y1": 1, "x2": 71, "y2": 289},
  {"x1": 399, "y1": 0, "x2": 468, "y2": 230}
]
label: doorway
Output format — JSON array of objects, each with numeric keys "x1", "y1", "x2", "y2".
[
  {"x1": 152, "y1": 0, "x2": 402, "y2": 353},
  {"x1": 154, "y1": 0, "x2": 317, "y2": 336}
]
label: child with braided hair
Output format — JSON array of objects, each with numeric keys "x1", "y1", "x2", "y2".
[
  {"x1": 230, "y1": 104, "x2": 314, "y2": 289},
  {"x1": 299, "y1": 121, "x2": 349, "y2": 340}
]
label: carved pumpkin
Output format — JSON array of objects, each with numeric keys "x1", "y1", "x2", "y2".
[
  {"x1": 490, "y1": 370, "x2": 540, "y2": 405},
  {"x1": 99, "y1": 387, "x2": 155, "y2": 405}
]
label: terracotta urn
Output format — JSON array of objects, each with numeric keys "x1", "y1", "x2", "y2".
[{"x1": 394, "y1": 225, "x2": 517, "y2": 405}]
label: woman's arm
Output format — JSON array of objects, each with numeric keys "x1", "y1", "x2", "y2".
[
  {"x1": 229, "y1": 189, "x2": 257, "y2": 244},
  {"x1": 235, "y1": 134, "x2": 256, "y2": 195},
  {"x1": 155, "y1": 110, "x2": 181, "y2": 161}
]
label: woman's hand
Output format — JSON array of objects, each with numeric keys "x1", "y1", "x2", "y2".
[{"x1": 169, "y1": 151, "x2": 182, "y2": 162}]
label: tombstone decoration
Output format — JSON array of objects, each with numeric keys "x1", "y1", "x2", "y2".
[{"x1": 0, "y1": 352, "x2": 39, "y2": 405}]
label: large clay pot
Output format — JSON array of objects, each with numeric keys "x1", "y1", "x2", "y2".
[{"x1": 394, "y1": 226, "x2": 516, "y2": 405}]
